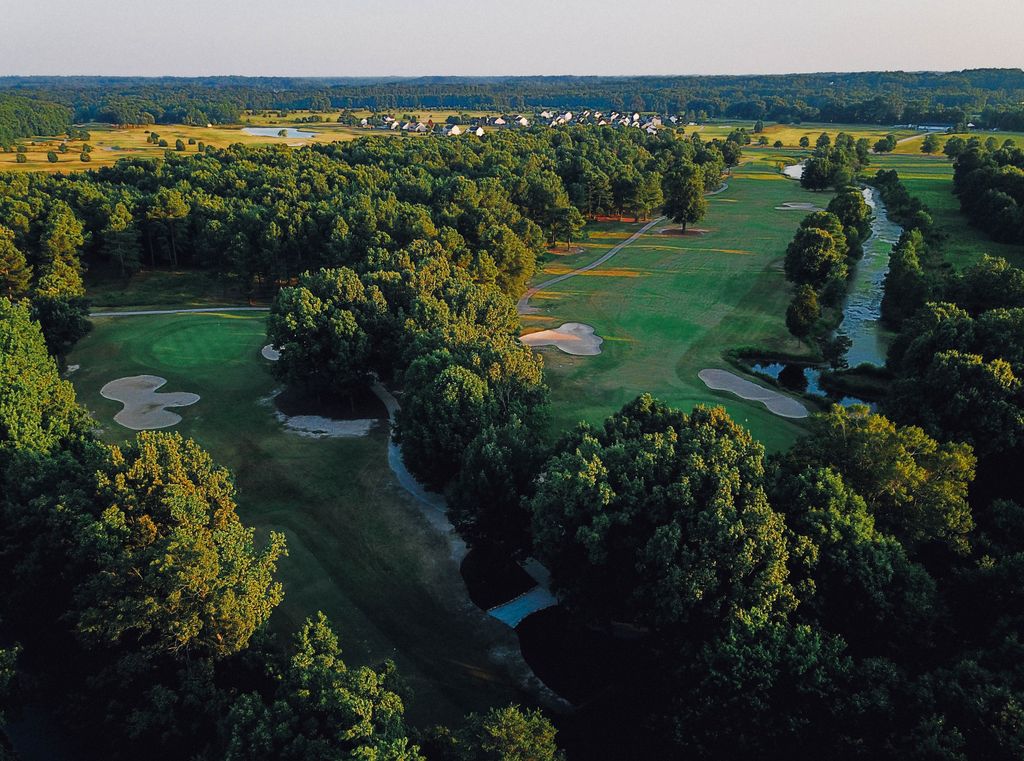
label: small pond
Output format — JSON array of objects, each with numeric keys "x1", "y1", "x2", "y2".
[
  {"x1": 782, "y1": 161, "x2": 805, "y2": 180},
  {"x1": 750, "y1": 361, "x2": 873, "y2": 409},
  {"x1": 241, "y1": 126, "x2": 318, "y2": 138}
]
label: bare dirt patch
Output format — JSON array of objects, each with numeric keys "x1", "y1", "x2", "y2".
[
  {"x1": 521, "y1": 323, "x2": 604, "y2": 356},
  {"x1": 658, "y1": 227, "x2": 711, "y2": 236},
  {"x1": 100, "y1": 375, "x2": 200, "y2": 430},
  {"x1": 775, "y1": 202, "x2": 825, "y2": 212},
  {"x1": 698, "y1": 368, "x2": 808, "y2": 419}
]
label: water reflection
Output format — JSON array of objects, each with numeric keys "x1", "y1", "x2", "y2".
[{"x1": 751, "y1": 361, "x2": 871, "y2": 408}]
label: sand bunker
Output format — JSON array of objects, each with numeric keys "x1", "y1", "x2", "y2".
[
  {"x1": 698, "y1": 369, "x2": 808, "y2": 419},
  {"x1": 277, "y1": 414, "x2": 377, "y2": 438},
  {"x1": 261, "y1": 344, "x2": 281, "y2": 361},
  {"x1": 520, "y1": 323, "x2": 603, "y2": 356},
  {"x1": 776, "y1": 202, "x2": 825, "y2": 212},
  {"x1": 100, "y1": 375, "x2": 200, "y2": 430}
]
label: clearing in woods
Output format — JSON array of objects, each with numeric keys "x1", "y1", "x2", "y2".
[{"x1": 67, "y1": 311, "x2": 532, "y2": 726}]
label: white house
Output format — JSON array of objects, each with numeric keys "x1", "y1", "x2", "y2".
[
  {"x1": 517, "y1": 116, "x2": 530, "y2": 127},
  {"x1": 540, "y1": 110, "x2": 554, "y2": 119},
  {"x1": 446, "y1": 125, "x2": 463, "y2": 136},
  {"x1": 493, "y1": 117, "x2": 507, "y2": 126},
  {"x1": 474, "y1": 126, "x2": 485, "y2": 137}
]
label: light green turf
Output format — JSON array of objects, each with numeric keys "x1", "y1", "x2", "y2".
[
  {"x1": 67, "y1": 312, "x2": 529, "y2": 725},
  {"x1": 870, "y1": 152, "x2": 1024, "y2": 269},
  {"x1": 523, "y1": 150, "x2": 826, "y2": 453}
]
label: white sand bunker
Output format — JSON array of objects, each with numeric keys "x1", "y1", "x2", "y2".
[
  {"x1": 520, "y1": 322, "x2": 603, "y2": 356},
  {"x1": 775, "y1": 202, "x2": 825, "y2": 212},
  {"x1": 261, "y1": 344, "x2": 281, "y2": 361},
  {"x1": 100, "y1": 375, "x2": 200, "y2": 430},
  {"x1": 277, "y1": 413, "x2": 378, "y2": 438},
  {"x1": 698, "y1": 369, "x2": 808, "y2": 419}
]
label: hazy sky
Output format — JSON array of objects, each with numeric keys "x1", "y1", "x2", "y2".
[{"x1": 3, "y1": 0, "x2": 1022, "y2": 77}]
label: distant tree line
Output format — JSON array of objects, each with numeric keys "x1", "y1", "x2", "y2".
[{"x1": 3, "y1": 70, "x2": 1024, "y2": 127}]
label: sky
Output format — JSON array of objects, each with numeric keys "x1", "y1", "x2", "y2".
[{"x1": 2, "y1": 0, "x2": 1022, "y2": 77}]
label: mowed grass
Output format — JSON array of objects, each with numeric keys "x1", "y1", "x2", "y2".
[
  {"x1": 688, "y1": 121, "x2": 919, "y2": 148},
  {"x1": 870, "y1": 152, "x2": 1024, "y2": 269},
  {"x1": 523, "y1": 149, "x2": 825, "y2": 453},
  {"x1": 890, "y1": 130, "x2": 1024, "y2": 155},
  {"x1": 67, "y1": 313, "x2": 530, "y2": 725}
]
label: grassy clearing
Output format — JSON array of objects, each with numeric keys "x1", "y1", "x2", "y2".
[
  {"x1": 689, "y1": 121, "x2": 919, "y2": 148},
  {"x1": 870, "y1": 152, "x2": 1024, "y2": 269},
  {"x1": 0, "y1": 121, "x2": 372, "y2": 173},
  {"x1": 67, "y1": 312, "x2": 530, "y2": 725},
  {"x1": 523, "y1": 149, "x2": 825, "y2": 453}
]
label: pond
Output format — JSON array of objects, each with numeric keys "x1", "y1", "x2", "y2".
[
  {"x1": 781, "y1": 161, "x2": 805, "y2": 180},
  {"x1": 750, "y1": 361, "x2": 871, "y2": 409},
  {"x1": 241, "y1": 126, "x2": 318, "y2": 139}
]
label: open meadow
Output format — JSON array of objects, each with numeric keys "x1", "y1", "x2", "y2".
[
  {"x1": 522, "y1": 148, "x2": 829, "y2": 452},
  {"x1": 66, "y1": 312, "x2": 532, "y2": 726}
]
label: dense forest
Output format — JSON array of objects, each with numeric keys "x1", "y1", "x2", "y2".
[
  {"x1": 1, "y1": 70, "x2": 1024, "y2": 127},
  {"x1": 0, "y1": 94, "x2": 72, "y2": 143},
  {"x1": 4, "y1": 116, "x2": 1024, "y2": 759}
]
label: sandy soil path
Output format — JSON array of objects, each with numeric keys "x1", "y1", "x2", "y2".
[{"x1": 517, "y1": 216, "x2": 666, "y2": 313}]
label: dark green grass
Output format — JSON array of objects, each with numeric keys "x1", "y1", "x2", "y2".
[
  {"x1": 523, "y1": 151, "x2": 823, "y2": 453},
  {"x1": 871, "y1": 153, "x2": 1024, "y2": 269},
  {"x1": 85, "y1": 269, "x2": 256, "y2": 310},
  {"x1": 68, "y1": 313, "x2": 529, "y2": 725}
]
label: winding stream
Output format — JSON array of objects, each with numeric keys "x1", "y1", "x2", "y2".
[
  {"x1": 839, "y1": 187, "x2": 902, "y2": 367},
  {"x1": 779, "y1": 165, "x2": 902, "y2": 366}
]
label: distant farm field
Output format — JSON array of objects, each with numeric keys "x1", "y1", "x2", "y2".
[
  {"x1": 523, "y1": 149, "x2": 826, "y2": 453},
  {"x1": 67, "y1": 312, "x2": 530, "y2": 725}
]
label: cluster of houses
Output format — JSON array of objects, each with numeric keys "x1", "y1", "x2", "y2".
[
  {"x1": 539, "y1": 110, "x2": 673, "y2": 134},
  {"x1": 358, "y1": 113, "x2": 531, "y2": 137},
  {"x1": 356, "y1": 109, "x2": 682, "y2": 137}
]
